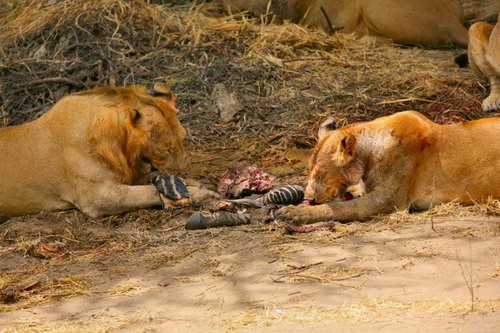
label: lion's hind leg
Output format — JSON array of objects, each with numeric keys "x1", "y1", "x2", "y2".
[{"x1": 468, "y1": 21, "x2": 500, "y2": 112}]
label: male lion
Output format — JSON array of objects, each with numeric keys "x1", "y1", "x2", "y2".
[
  {"x1": 467, "y1": 13, "x2": 500, "y2": 112},
  {"x1": 276, "y1": 111, "x2": 500, "y2": 224},
  {"x1": 0, "y1": 84, "x2": 188, "y2": 218},
  {"x1": 221, "y1": 0, "x2": 468, "y2": 46}
]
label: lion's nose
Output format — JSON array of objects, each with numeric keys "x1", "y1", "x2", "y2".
[{"x1": 305, "y1": 199, "x2": 318, "y2": 206}]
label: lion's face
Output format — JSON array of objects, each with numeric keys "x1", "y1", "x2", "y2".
[
  {"x1": 135, "y1": 92, "x2": 187, "y2": 176},
  {"x1": 305, "y1": 130, "x2": 364, "y2": 204}
]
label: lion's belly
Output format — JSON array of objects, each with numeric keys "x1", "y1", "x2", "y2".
[
  {"x1": 0, "y1": 173, "x2": 75, "y2": 216},
  {"x1": 0, "y1": 125, "x2": 74, "y2": 216},
  {"x1": 408, "y1": 120, "x2": 500, "y2": 207},
  {"x1": 409, "y1": 171, "x2": 500, "y2": 208},
  {"x1": 0, "y1": 194, "x2": 74, "y2": 216}
]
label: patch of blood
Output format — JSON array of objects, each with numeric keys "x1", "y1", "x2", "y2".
[{"x1": 342, "y1": 193, "x2": 354, "y2": 201}]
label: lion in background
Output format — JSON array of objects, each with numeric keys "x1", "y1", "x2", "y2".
[
  {"x1": 0, "y1": 84, "x2": 188, "y2": 218},
  {"x1": 467, "y1": 13, "x2": 500, "y2": 111},
  {"x1": 276, "y1": 111, "x2": 500, "y2": 224},
  {"x1": 219, "y1": 0, "x2": 469, "y2": 46}
]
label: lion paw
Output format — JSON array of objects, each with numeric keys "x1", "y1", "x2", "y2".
[
  {"x1": 187, "y1": 186, "x2": 221, "y2": 205},
  {"x1": 275, "y1": 205, "x2": 317, "y2": 225},
  {"x1": 482, "y1": 93, "x2": 500, "y2": 112}
]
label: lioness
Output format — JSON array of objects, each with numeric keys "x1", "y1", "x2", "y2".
[
  {"x1": 0, "y1": 84, "x2": 187, "y2": 218},
  {"x1": 276, "y1": 111, "x2": 500, "y2": 224},
  {"x1": 221, "y1": 0, "x2": 468, "y2": 46},
  {"x1": 467, "y1": 13, "x2": 500, "y2": 112}
]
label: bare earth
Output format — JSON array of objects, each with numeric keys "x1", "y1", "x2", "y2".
[{"x1": 1, "y1": 206, "x2": 499, "y2": 332}]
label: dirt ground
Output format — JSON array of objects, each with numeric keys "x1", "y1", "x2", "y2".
[
  {"x1": 0, "y1": 208, "x2": 499, "y2": 332},
  {"x1": 1, "y1": 1, "x2": 500, "y2": 332}
]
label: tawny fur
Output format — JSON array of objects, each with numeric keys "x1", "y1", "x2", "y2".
[
  {"x1": 276, "y1": 111, "x2": 500, "y2": 224},
  {"x1": 221, "y1": 0, "x2": 468, "y2": 46},
  {"x1": 467, "y1": 14, "x2": 500, "y2": 112},
  {"x1": 0, "y1": 84, "x2": 187, "y2": 218}
]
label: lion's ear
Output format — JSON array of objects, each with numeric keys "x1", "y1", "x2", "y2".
[
  {"x1": 149, "y1": 83, "x2": 175, "y2": 102},
  {"x1": 318, "y1": 117, "x2": 336, "y2": 139},
  {"x1": 341, "y1": 134, "x2": 357, "y2": 157}
]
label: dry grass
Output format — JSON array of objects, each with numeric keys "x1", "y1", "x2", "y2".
[
  {"x1": 0, "y1": 0, "x2": 487, "y2": 130},
  {"x1": 377, "y1": 198, "x2": 500, "y2": 226},
  {"x1": 4, "y1": 315, "x2": 136, "y2": 333},
  {"x1": 0, "y1": 273, "x2": 89, "y2": 312},
  {"x1": 108, "y1": 281, "x2": 143, "y2": 296},
  {"x1": 224, "y1": 296, "x2": 500, "y2": 330},
  {"x1": 0, "y1": 0, "x2": 492, "y2": 183}
]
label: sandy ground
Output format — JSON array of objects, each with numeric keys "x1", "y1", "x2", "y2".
[{"x1": 1, "y1": 210, "x2": 499, "y2": 332}]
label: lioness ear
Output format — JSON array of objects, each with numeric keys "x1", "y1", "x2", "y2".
[
  {"x1": 341, "y1": 134, "x2": 357, "y2": 157},
  {"x1": 318, "y1": 117, "x2": 336, "y2": 139},
  {"x1": 149, "y1": 83, "x2": 174, "y2": 102}
]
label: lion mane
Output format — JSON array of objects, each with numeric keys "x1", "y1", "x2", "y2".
[{"x1": 84, "y1": 87, "x2": 152, "y2": 184}]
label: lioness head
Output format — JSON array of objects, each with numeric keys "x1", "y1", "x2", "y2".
[
  {"x1": 305, "y1": 118, "x2": 365, "y2": 204},
  {"x1": 86, "y1": 84, "x2": 187, "y2": 183}
]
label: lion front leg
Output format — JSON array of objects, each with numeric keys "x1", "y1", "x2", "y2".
[
  {"x1": 77, "y1": 184, "x2": 163, "y2": 218},
  {"x1": 482, "y1": 82, "x2": 500, "y2": 112},
  {"x1": 468, "y1": 21, "x2": 500, "y2": 111},
  {"x1": 275, "y1": 204, "x2": 336, "y2": 225},
  {"x1": 276, "y1": 189, "x2": 407, "y2": 225}
]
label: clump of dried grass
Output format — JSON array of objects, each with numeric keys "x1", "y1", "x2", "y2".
[
  {"x1": 224, "y1": 296, "x2": 500, "y2": 330},
  {"x1": 273, "y1": 262, "x2": 366, "y2": 284},
  {"x1": 0, "y1": 0, "x2": 485, "y2": 134},
  {"x1": 5, "y1": 314, "x2": 135, "y2": 333},
  {"x1": 108, "y1": 281, "x2": 143, "y2": 296},
  {"x1": 0, "y1": 0, "x2": 182, "y2": 124},
  {"x1": 377, "y1": 198, "x2": 500, "y2": 227},
  {"x1": 0, "y1": 273, "x2": 89, "y2": 312},
  {"x1": 470, "y1": 198, "x2": 500, "y2": 216}
]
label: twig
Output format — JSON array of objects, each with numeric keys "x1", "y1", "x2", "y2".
[
  {"x1": 266, "y1": 132, "x2": 285, "y2": 144},
  {"x1": 286, "y1": 261, "x2": 324, "y2": 274},
  {"x1": 329, "y1": 272, "x2": 365, "y2": 281},
  {"x1": 376, "y1": 97, "x2": 440, "y2": 105},
  {"x1": 23, "y1": 77, "x2": 87, "y2": 89},
  {"x1": 272, "y1": 262, "x2": 324, "y2": 283},
  {"x1": 457, "y1": 243, "x2": 476, "y2": 312}
]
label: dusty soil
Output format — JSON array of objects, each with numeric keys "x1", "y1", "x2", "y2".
[
  {"x1": 0, "y1": 210, "x2": 499, "y2": 332},
  {"x1": 1, "y1": 1, "x2": 500, "y2": 332}
]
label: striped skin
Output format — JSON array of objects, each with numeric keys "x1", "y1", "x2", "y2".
[
  {"x1": 153, "y1": 175, "x2": 190, "y2": 200},
  {"x1": 229, "y1": 185, "x2": 304, "y2": 207}
]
